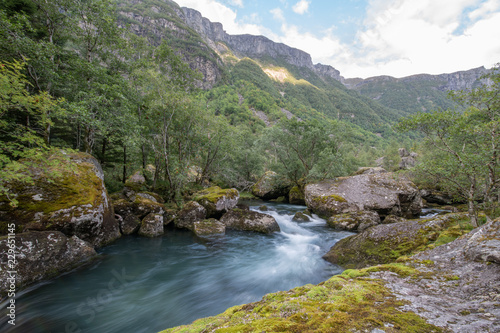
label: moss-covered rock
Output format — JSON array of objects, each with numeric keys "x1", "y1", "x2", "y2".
[
  {"x1": 0, "y1": 231, "x2": 96, "y2": 297},
  {"x1": 327, "y1": 210, "x2": 380, "y2": 232},
  {"x1": 138, "y1": 213, "x2": 164, "y2": 237},
  {"x1": 323, "y1": 213, "x2": 470, "y2": 269},
  {"x1": 0, "y1": 151, "x2": 120, "y2": 248},
  {"x1": 252, "y1": 171, "x2": 292, "y2": 200},
  {"x1": 292, "y1": 211, "x2": 310, "y2": 222},
  {"x1": 193, "y1": 186, "x2": 239, "y2": 218},
  {"x1": 220, "y1": 209, "x2": 280, "y2": 234},
  {"x1": 288, "y1": 186, "x2": 305, "y2": 205},
  {"x1": 464, "y1": 217, "x2": 500, "y2": 264},
  {"x1": 193, "y1": 219, "x2": 226, "y2": 237},
  {"x1": 305, "y1": 173, "x2": 422, "y2": 219},
  {"x1": 174, "y1": 201, "x2": 207, "y2": 231}
]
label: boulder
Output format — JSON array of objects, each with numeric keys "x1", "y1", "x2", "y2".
[
  {"x1": 292, "y1": 211, "x2": 311, "y2": 222},
  {"x1": 114, "y1": 196, "x2": 165, "y2": 221},
  {"x1": 288, "y1": 186, "x2": 305, "y2": 205},
  {"x1": 220, "y1": 209, "x2": 280, "y2": 234},
  {"x1": 194, "y1": 186, "x2": 239, "y2": 218},
  {"x1": 0, "y1": 231, "x2": 96, "y2": 297},
  {"x1": 174, "y1": 201, "x2": 207, "y2": 230},
  {"x1": 119, "y1": 214, "x2": 141, "y2": 235},
  {"x1": 463, "y1": 217, "x2": 500, "y2": 264},
  {"x1": 323, "y1": 213, "x2": 468, "y2": 269},
  {"x1": 327, "y1": 211, "x2": 380, "y2": 232},
  {"x1": 193, "y1": 219, "x2": 226, "y2": 237},
  {"x1": 0, "y1": 151, "x2": 120, "y2": 248},
  {"x1": 163, "y1": 209, "x2": 177, "y2": 226},
  {"x1": 138, "y1": 213, "x2": 164, "y2": 237},
  {"x1": 304, "y1": 173, "x2": 422, "y2": 219},
  {"x1": 252, "y1": 171, "x2": 292, "y2": 200}
]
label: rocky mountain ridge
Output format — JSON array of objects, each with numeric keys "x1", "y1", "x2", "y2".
[
  {"x1": 178, "y1": 7, "x2": 345, "y2": 83},
  {"x1": 345, "y1": 66, "x2": 489, "y2": 92}
]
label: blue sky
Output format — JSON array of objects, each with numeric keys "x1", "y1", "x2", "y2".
[{"x1": 174, "y1": 0, "x2": 500, "y2": 78}]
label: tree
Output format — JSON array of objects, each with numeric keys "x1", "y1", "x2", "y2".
[
  {"x1": 0, "y1": 61, "x2": 61, "y2": 205},
  {"x1": 262, "y1": 117, "x2": 345, "y2": 189}
]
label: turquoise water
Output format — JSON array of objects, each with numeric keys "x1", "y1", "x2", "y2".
[{"x1": 0, "y1": 202, "x2": 352, "y2": 333}]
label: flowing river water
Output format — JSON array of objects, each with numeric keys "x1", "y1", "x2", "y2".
[{"x1": 1, "y1": 202, "x2": 354, "y2": 333}]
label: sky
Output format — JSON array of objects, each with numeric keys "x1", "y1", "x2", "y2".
[{"x1": 173, "y1": 0, "x2": 500, "y2": 79}]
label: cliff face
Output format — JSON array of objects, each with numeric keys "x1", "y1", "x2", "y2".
[
  {"x1": 179, "y1": 7, "x2": 344, "y2": 83},
  {"x1": 345, "y1": 67, "x2": 489, "y2": 91}
]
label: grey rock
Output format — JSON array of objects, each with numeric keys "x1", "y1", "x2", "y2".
[
  {"x1": 327, "y1": 210, "x2": 381, "y2": 232},
  {"x1": 193, "y1": 219, "x2": 226, "y2": 237},
  {"x1": 304, "y1": 172, "x2": 422, "y2": 219},
  {"x1": 175, "y1": 201, "x2": 207, "y2": 230},
  {"x1": 138, "y1": 213, "x2": 164, "y2": 237},
  {"x1": 221, "y1": 209, "x2": 280, "y2": 234},
  {"x1": 464, "y1": 217, "x2": 500, "y2": 264},
  {"x1": 0, "y1": 231, "x2": 96, "y2": 297},
  {"x1": 292, "y1": 212, "x2": 311, "y2": 222}
]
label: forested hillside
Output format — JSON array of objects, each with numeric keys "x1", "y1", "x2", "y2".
[{"x1": 0, "y1": 0, "x2": 489, "y2": 207}]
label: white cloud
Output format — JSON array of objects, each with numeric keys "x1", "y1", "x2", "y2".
[
  {"x1": 331, "y1": 0, "x2": 500, "y2": 77},
  {"x1": 292, "y1": 0, "x2": 310, "y2": 15},
  {"x1": 229, "y1": 0, "x2": 244, "y2": 7},
  {"x1": 270, "y1": 8, "x2": 285, "y2": 22}
]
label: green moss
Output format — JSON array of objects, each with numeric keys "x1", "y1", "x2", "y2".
[
  {"x1": 162, "y1": 266, "x2": 442, "y2": 333},
  {"x1": 194, "y1": 186, "x2": 239, "y2": 203},
  {"x1": 313, "y1": 194, "x2": 347, "y2": 204}
]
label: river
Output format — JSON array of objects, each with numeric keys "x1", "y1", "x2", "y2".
[{"x1": 0, "y1": 201, "x2": 353, "y2": 333}]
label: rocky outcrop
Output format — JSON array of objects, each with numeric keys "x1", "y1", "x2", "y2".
[
  {"x1": 353, "y1": 167, "x2": 387, "y2": 175},
  {"x1": 464, "y1": 217, "x2": 500, "y2": 264},
  {"x1": 304, "y1": 173, "x2": 422, "y2": 219},
  {"x1": 322, "y1": 213, "x2": 468, "y2": 269},
  {"x1": 193, "y1": 186, "x2": 239, "y2": 218},
  {"x1": 419, "y1": 188, "x2": 455, "y2": 205},
  {"x1": 0, "y1": 151, "x2": 120, "y2": 248},
  {"x1": 220, "y1": 209, "x2": 280, "y2": 234},
  {"x1": 252, "y1": 171, "x2": 292, "y2": 201},
  {"x1": 326, "y1": 210, "x2": 380, "y2": 232},
  {"x1": 0, "y1": 231, "x2": 96, "y2": 297},
  {"x1": 174, "y1": 201, "x2": 207, "y2": 230},
  {"x1": 193, "y1": 219, "x2": 226, "y2": 237}
]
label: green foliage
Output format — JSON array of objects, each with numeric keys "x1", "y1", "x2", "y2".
[
  {"x1": 262, "y1": 118, "x2": 346, "y2": 186},
  {"x1": 397, "y1": 64, "x2": 500, "y2": 226}
]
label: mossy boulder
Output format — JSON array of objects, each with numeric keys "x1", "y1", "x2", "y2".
[
  {"x1": 383, "y1": 214, "x2": 407, "y2": 224},
  {"x1": 252, "y1": 171, "x2": 292, "y2": 200},
  {"x1": 220, "y1": 209, "x2": 280, "y2": 234},
  {"x1": 0, "y1": 231, "x2": 96, "y2": 297},
  {"x1": 305, "y1": 173, "x2": 422, "y2": 219},
  {"x1": 174, "y1": 201, "x2": 207, "y2": 231},
  {"x1": 323, "y1": 213, "x2": 469, "y2": 269},
  {"x1": 138, "y1": 213, "x2": 164, "y2": 237},
  {"x1": 118, "y1": 214, "x2": 141, "y2": 235},
  {"x1": 124, "y1": 170, "x2": 146, "y2": 192},
  {"x1": 288, "y1": 186, "x2": 305, "y2": 205},
  {"x1": 292, "y1": 211, "x2": 310, "y2": 222},
  {"x1": 354, "y1": 167, "x2": 387, "y2": 175},
  {"x1": 193, "y1": 219, "x2": 226, "y2": 237},
  {"x1": 0, "y1": 151, "x2": 120, "y2": 248},
  {"x1": 193, "y1": 186, "x2": 239, "y2": 218},
  {"x1": 327, "y1": 210, "x2": 380, "y2": 232}
]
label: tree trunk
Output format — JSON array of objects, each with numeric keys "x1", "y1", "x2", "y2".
[
  {"x1": 122, "y1": 144, "x2": 127, "y2": 184},
  {"x1": 467, "y1": 185, "x2": 478, "y2": 228}
]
